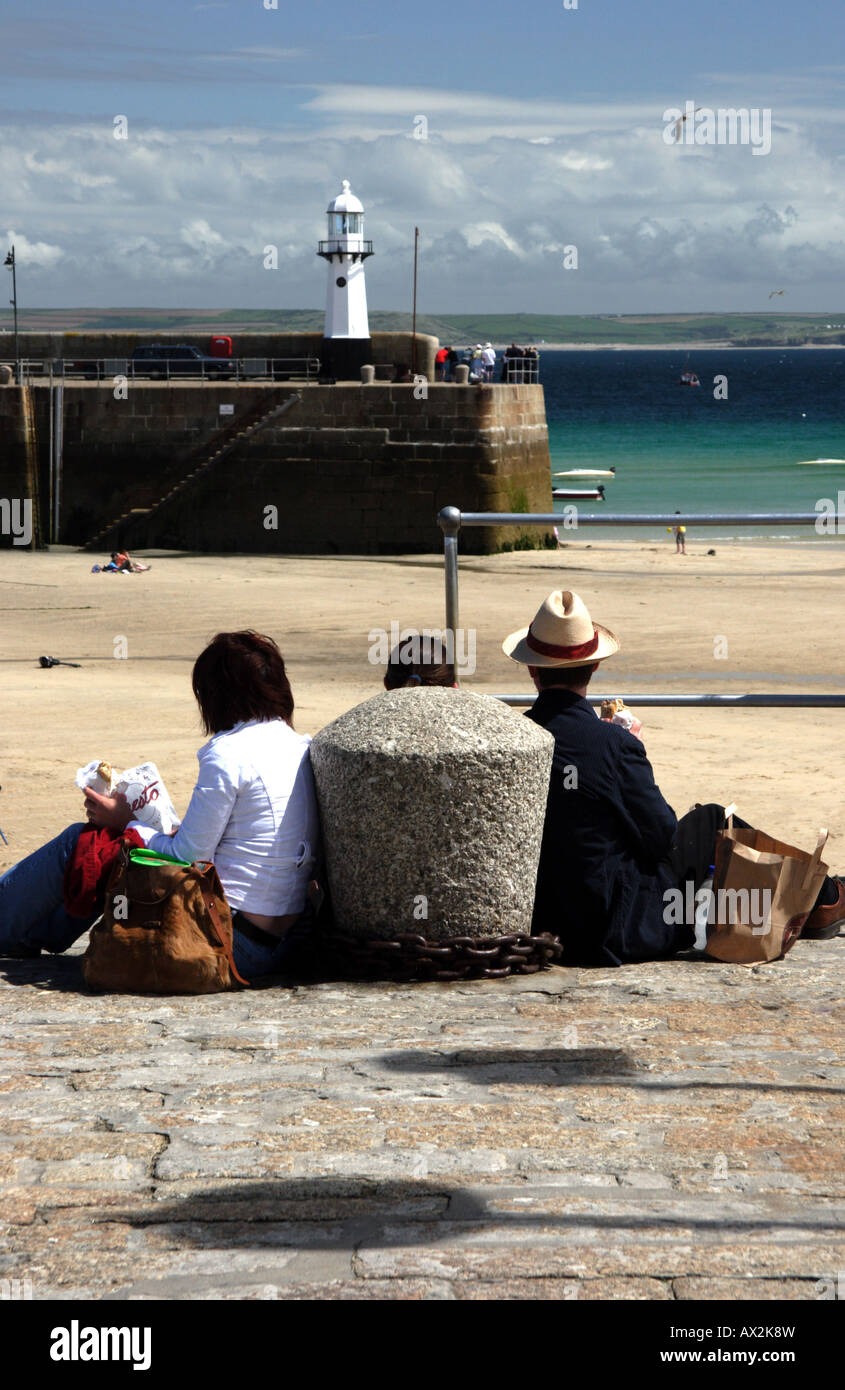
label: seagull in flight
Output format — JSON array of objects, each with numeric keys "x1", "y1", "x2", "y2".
[
  {"x1": 672, "y1": 107, "x2": 702, "y2": 142},
  {"x1": 769, "y1": 289, "x2": 785, "y2": 298}
]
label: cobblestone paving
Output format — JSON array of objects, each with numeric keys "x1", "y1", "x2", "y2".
[{"x1": 2, "y1": 937, "x2": 844, "y2": 1301}]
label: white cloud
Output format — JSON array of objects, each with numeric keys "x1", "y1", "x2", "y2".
[
  {"x1": 3, "y1": 228, "x2": 64, "y2": 269},
  {"x1": 199, "y1": 46, "x2": 306, "y2": 62},
  {"x1": 2, "y1": 92, "x2": 845, "y2": 310},
  {"x1": 462, "y1": 222, "x2": 526, "y2": 257}
]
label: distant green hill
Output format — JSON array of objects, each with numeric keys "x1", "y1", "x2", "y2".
[{"x1": 9, "y1": 309, "x2": 845, "y2": 346}]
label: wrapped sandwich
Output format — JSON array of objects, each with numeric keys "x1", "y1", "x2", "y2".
[{"x1": 75, "y1": 758, "x2": 180, "y2": 835}]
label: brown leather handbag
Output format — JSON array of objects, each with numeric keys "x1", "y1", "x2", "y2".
[{"x1": 83, "y1": 843, "x2": 250, "y2": 994}]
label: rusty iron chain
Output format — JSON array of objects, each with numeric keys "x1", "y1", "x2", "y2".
[{"x1": 309, "y1": 926, "x2": 562, "y2": 982}]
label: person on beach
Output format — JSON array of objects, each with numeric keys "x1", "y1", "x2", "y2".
[
  {"x1": 93, "y1": 551, "x2": 151, "y2": 574},
  {"x1": 502, "y1": 590, "x2": 845, "y2": 965},
  {"x1": 670, "y1": 513, "x2": 687, "y2": 555},
  {"x1": 0, "y1": 631, "x2": 320, "y2": 980},
  {"x1": 383, "y1": 634, "x2": 456, "y2": 689}
]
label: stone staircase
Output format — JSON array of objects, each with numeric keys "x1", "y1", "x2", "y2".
[{"x1": 84, "y1": 391, "x2": 302, "y2": 551}]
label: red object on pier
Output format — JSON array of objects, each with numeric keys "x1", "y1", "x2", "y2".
[{"x1": 209, "y1": 336, "x2": 233, "y2": 358}]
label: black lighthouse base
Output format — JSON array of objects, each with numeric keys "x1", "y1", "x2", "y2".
[{"x1": 320, "y1": 337, "x2": 372, "y2": 382}]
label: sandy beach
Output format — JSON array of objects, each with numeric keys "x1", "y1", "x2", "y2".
[{"x1": 2, "y1": 537, "x2": 843, "y2": 868}]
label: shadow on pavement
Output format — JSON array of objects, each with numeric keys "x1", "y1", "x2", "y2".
[{"x1": 116, "y1": 1178, "x2": 845, "y2": 1247}]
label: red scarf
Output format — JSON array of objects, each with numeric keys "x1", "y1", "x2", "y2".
[{"x1": 63, "y1": 826, "x2": 144, "y2": 918}]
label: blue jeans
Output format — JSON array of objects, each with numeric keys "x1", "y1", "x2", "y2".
[
  {"x1": 0, "y1": 823, "x2": 98, "y2": 954},
  {"x1": 231, "y1": 907, "x2": 313, "y2": 980}
]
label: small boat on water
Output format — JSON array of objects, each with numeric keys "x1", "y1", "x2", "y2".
[
  {"x1": 552, "y1": 484, "x2": 605, "y2": 501},
  {"x1": 678, "y1": 353, "x2": 700, "y2": 387},
  {"x1": 553, "y1": 468, "x2": 616, "y2": 478},
  {"x1": 796, "y1": 458, "x2": 845, "y2": 465}
]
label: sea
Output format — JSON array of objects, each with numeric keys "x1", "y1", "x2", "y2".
[{"x1": 540, "y1": 348, "x2": 845, "y2": 540}]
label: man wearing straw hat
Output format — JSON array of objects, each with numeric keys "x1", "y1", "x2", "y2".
[{"x1": 503, "y1": 590, "x2": 845, "y2": 965}]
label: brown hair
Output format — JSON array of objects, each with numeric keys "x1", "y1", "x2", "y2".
[
  {"x1": 532, "y1": 661, "x2": 598, "y2": 691},
  {"x1": 384, "y1": 634, "x2": 455, "y2": 690},
  {"x1": 192, "y1": 630, "x2": 294, "y2": 735}
]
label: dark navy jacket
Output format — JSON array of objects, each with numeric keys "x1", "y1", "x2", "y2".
[{"x1": 526, "y1": 689, "x2": 685, "y2": 966}]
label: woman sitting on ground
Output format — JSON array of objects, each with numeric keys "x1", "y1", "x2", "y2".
[
  {"x1": 0, "y1": 631, "x2": 320, "y2": 980},
  {"x1": 382, "y1": 634, "x2": 456, "y2": 690}
]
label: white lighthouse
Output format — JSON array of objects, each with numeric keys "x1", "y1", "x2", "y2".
[{"x1": 318, "y1": 179, "x2": 373, "y2": 378}]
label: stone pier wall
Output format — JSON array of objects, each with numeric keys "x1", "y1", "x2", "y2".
[
  {"x1": 0, "y1": 388, "x2": 43, "y2": 548},
  {"x1": 1, "y1": 377, "x2": 553, "y2": 555}
]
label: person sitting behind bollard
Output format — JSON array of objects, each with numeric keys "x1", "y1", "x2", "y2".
[
  {"x1": 0, "y1": 631, "x2": 320, "y2": 979},
  {"x1": 502, "y1": 589, "x2": 845, "y2": 966},
  {"x1": 383, "y1": 633, "x2": 457, "y2": 690}
]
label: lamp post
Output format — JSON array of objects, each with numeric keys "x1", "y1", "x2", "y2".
[
  {"x1": 411, "y1": 227, "x2": 419, "y2": 376},
  {"x1": 4, "y1": 246, "x2": 18, "y2": 376}
]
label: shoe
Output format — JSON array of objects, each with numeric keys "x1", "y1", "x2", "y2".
[{"x1": 803, "y1": 876, "x2": 845, "y2": 939}]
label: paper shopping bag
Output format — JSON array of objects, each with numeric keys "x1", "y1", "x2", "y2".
[{"x1": 704, "y1": 820, "x2": 829, "y2": 964}]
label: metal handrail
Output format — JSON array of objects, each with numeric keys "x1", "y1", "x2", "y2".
[
  {"x1": 11, "y1": 357, "x2": 322, "y2": 383},
  {"x1": 495, "y1": 693, "x2": 845, "y2": 708},
  {"x1": 437, "y1": 505, "x2": 840, "y2": 709},
  {"x1": 500, "y1": 361, "x2": 540, "y2": 384},
  {"x1": 317, "y1": 239, "x2": 374, "y2": 257}
]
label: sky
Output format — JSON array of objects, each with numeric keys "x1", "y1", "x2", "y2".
[{"x1": 2, "y1": 0, "x2": 845, "y2": 312}]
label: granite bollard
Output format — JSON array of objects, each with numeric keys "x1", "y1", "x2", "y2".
[{"x1": 309, "y1": 688, "x2": 555, "y2": 942}]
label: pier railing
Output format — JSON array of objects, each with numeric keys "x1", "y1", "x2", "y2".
[
  {"x1": 9, "y1": 358, "x2": 322, "y2": 384},
  {"x1": 437, "y1": 505, "x2": 845, "y2": 708},
  {"x1": 500, "y1": 359, "x2": 540, "y2": 384}
]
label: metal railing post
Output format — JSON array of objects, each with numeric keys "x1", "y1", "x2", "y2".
[
  {"x1": 438, "y1": 506, "x2": 462, "y2": 680},
  {"x1": 53, "y1": 381, "x2": 63, "y2": 542},
  {"x1": 48, "y1": 361, "x2": 54, "y2": 543}
]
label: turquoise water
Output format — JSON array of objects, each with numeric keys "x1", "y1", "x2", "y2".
[{"x1": 542, "y1": 349, "x2": 845, "y2": 538}]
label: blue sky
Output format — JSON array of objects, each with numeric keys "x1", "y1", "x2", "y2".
[{"x1": 2, "y1": 0, "x2": 845, "y2": 311}]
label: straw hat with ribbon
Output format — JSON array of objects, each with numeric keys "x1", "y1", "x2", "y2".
[{"x1": 502, "y1": 590, "x2": 620, "y2": 667}]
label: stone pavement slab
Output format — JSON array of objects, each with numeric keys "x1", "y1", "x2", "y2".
[{"x1": 1, "y1": 937, "x2": 844, "y2": 1301}]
